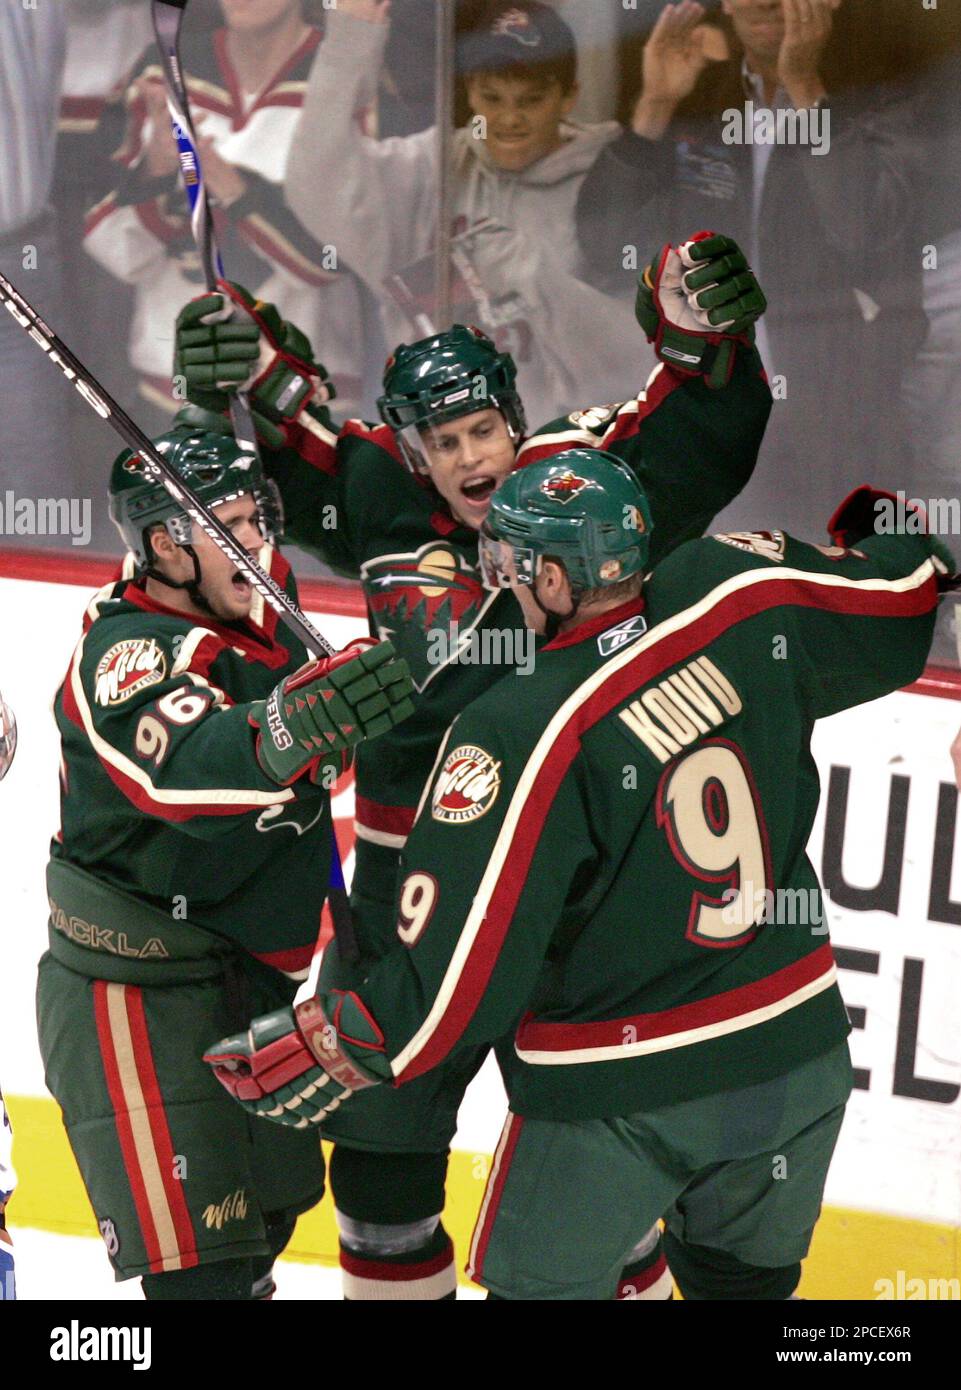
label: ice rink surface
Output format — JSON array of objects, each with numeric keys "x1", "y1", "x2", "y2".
[{"x1": 10, "y1": 1228, "x2": 485, "y2": 1301}]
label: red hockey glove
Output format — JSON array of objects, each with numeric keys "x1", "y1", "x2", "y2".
[{"x1": 203, "y1": 991, "x2": 391, "y2": 1129}]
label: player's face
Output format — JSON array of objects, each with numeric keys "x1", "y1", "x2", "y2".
[
  {"x1": 419, "y1": 409, "x2": 517, "y2": 529},
  {"x1": 466, "y1": 73, "x2": 577, "y2": 171},
  {"x1": 219, "y1": 0, "x2": 303, "y2": 35},
  {"x1": 188, "y1": 495, "x2": 266, "y2": 622}
]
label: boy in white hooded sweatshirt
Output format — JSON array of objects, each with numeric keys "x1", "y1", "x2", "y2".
[{"x1": 285, "y1": 0, "x2": 650, "y2": 427}]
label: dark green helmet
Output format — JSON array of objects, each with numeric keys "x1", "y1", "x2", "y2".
[
  {"x1": 109, "y1": 423, "x2": 281, "y2": 568},
  {"x1": 377, "y1": 324, "x2": 526, "y2": 475},
  {"x1": 479, "y1": 449, "x2": 653, "y2": 594}
]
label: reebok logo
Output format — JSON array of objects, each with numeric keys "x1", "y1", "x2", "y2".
[{"x1": 598, "y1": 614, "x2": 647, "y2": 657}]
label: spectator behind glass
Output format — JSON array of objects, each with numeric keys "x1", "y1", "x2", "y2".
[
  {"x1": 575, "y1": 0, "x2": 926, "y2": 538},
  {"x1": 284, "y1": 0, "x2": 651, "y2": 431},
  {"x1": 457, "y1": 0, "x2": 629, "y2": 125},
  {"x1": 52, "y1": 0, "x2": 155, "y2": 546},
  {"x1": 0, "y1": 1, "x2": 69, "y2": 513},
  {"x1": 82, "y1": 0, "x2": 367, "y2": 435}
]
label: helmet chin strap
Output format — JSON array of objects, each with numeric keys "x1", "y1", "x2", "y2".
[
  {"x1": 531, "y1": 572, "x2": 579, "y2": 642},
  {"x1": 144, "y1": 544, "x2": 216, "y2": 617}
]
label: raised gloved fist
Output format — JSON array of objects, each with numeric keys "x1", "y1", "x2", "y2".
[
  {"x1": 203, "y1": 991, "x2": 390, "y2": 1129},
  {"x1": 174, "y1": 281, "x2": 334, "y2": 449},
  {"x1": 636, "y1": 232, "x2": 767, "y2": 388},
  {"x1": 250, "y1": 637, "x2": 415, "y2": 787}
]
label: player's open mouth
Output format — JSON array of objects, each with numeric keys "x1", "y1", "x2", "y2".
[
  {"x1": 231, "y1": 572, "x2": 252, "y2": 596},
  {"x1": 460, "y1": 476, "x2": 498, "y2": 506}
]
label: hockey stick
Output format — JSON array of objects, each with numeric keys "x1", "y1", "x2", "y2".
[
  {"x1": 151, "y1": 1, "x2": 357, "y2": 960},
  {"x1": 150, "y1": 0, "x2": 259, "y2": 456},
  {"x1": 0, "y1": 270, "x2": 336, "y2": 659},
  {"x1": 433, "y1": 0, "x2": 456, "y2": 331}
]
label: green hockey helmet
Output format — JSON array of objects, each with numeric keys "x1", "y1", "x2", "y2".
[
  {"x1": 378, "y1": 324, "x2": 526, "y2": 475},
  {"x1": 109, "y1": 421, "x2": 282, "y2": 572},
  {"x1": 479, "y1": 449, "x2": 653, "y2": 595}
]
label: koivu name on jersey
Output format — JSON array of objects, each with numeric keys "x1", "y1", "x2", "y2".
[{"x1": 619, "y1": 656, "x2": 743, "y2": 764}]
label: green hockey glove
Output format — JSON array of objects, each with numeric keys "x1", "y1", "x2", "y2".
[
  {"x1": 250, "y1": 638, "x2": 415, "y2": 787},
  {"x1": 203, "y1": 990, "x2": 393, "y2": 1129},
  {"x1": 174, "y1": 280, "x2": 335, "y2": 450},
  {"x1": 635, "y1": 232, "x2": 767, "y2": 389}
]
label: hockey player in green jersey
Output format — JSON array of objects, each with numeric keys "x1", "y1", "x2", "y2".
[
  {"x1": 206, "y1": 454, "x2": 954, "y2": 1300},
  {"x1": 37, "y1": 427, "x2": 413, "y2": 1300},
  {"x1": 174, "y1": 229, "x2": 770, "y2": 1298}
]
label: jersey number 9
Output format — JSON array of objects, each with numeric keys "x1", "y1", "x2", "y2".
[{"x1": 656, "y1": 738, "x2": 772, "y2": 948}]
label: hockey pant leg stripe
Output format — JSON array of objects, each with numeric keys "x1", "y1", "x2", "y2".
[
  {"x1": 466, "y1": 1111, "x2": 524, "y2": 1283},
  {"x1": 93, "y1": 982, "x2": 198, "y2": 1274}
]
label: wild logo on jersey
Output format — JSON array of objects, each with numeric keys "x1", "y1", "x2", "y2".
[
  {"x1": 432, "y1": 745, "x2": 501, "y2": 824},
  {"x1": 362, "y1": 542, "x2": 492, "y2": 692},
  {"x1": 94, "y1": 639, "x2": 167, "y2": 706}
]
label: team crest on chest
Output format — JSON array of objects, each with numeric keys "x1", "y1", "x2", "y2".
[
  {"x1": 432, "y1": 745, "x2": 501, "y2": 824},
  {"x1": 362, "y1": 542, "x2": 493, "y2": 692},
  {"x1": 94, "y1": 639, "x2": 167, "y2": 706}
]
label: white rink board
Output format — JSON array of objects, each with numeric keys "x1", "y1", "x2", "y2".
[{"x1": 1, "y1": 573, "x2": 959, "y2": 1228}]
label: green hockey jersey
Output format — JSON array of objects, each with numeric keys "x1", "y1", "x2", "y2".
[
  {"x1": 264, "y1": 347, "x2": 772, "y2": 847},
  {"x1": 51, "y1": 547, "x2": 332, "y2": 978},
  {"x1": 342, "y1": 527, "x2": 944, "y2": 1119}
]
